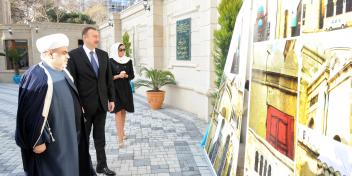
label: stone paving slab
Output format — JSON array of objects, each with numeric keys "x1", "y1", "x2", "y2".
[{"x1": 0, "y1": 83, "x2": 214, "y2": 176}]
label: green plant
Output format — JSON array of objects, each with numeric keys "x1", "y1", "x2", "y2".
[
  {"x1": 4, "y1": 48, "x2": 27, "y2": 75},
  {"x1": 122, "y1": 32, "x2": 132, "y2": 57},
  {"x1": 47, "y1": 8, "x2": 96, "y2": 24},
  {"x1": 61, "y1": 12, "x2": 96, "y2": 24},
  {"x1": 135, "y1": 67, "x2": 176, "y2": 91},
  {"x1": 213, "y1": 0, "x2": 242, "y2": 88}
]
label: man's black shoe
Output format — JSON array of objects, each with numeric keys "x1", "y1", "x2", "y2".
[{"x1": 96, "y1": 166, "x2": 116, "y2": 176}]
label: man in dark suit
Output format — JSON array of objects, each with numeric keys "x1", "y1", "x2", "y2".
[{"x1": 67, "y1": 27, "x2": 116, "y2": 176}]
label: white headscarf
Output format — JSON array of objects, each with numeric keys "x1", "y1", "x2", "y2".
[{"x1": 110, "y1": 42, "x2": 131, "y2": 64}]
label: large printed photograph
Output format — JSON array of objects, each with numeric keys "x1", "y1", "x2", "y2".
[
  {"x1": 204, "y1": 0, "x2": 251, "y2": 175},
  {"x1": 244, "y1": 39, "x2": 299, "y2": 176},
  {"x1": 253, "y1": 0, "x2": 302, "y2": 42},
  {"x1": 295, "y1": 29, "x2": 352, "y2": 176},
  {"x1": 301, "y1": 0, "x2": 352, "y2": 34}
]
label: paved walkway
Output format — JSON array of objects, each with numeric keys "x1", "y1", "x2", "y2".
[{"x1": 0, "y1": 83, "x2": 213, "y2": 176}]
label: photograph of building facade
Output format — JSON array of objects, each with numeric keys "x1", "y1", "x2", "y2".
[
  {"x1": 204, "y1": 2, "x2": 251, "y2": 174},
  {"x1": 301, "y1": 0, "x2": 352, "y2": 34},
  {"x1": 211, "y1": 123, "x2": 236, "y2": 176},
  {"x1": 244, "y1": 39, "x2": 299, "y2": 176},
  {"x1": 253, "y1": 0, "x2": 277, "y2": 42},
  {"x1": 205, "y1": 74, "x2": 245, "y2": 176},
  {"x1": 275, "y1": 0, "x2": 302, "y2": 39},
  {"x1": 253, "y1": 0, "x2": 302, "y2": 42},
  {"x1": 295, "y1": 30, "x2": 352, "y2": 176}
]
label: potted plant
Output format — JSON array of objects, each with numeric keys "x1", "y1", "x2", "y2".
[
  {"x1": 4, "y1": 48, "x2": 27, "y2": 84},
  {"x1": 135, "y1": 67, "x2": 176, "y2": 110}
]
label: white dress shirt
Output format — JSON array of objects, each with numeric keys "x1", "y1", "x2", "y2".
[{"x1": 83, "y1": 45, "x2": 99, "y2": 67}]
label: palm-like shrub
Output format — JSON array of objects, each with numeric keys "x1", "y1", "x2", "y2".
[
  {"x1": 135, "y1": 67, "x2": 176, "y2": 92},
  {"x1": 213, "y1": 0, "x2": 242, "y2": 87},
  {"x1": 4, "y1": 48, "x2": 27, "y2": 75}
]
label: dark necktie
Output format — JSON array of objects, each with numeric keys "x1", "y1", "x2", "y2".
[{"x1": 90, "y1": 51, "x2": 99, "y2": 77}]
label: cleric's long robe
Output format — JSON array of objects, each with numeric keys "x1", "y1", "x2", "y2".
[{"x1": 15, "y1": 61, "x2": 91, "y2": 176}]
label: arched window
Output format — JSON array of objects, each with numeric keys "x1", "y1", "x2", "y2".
[
  {"x1": 284, "y1": 10, "x2": 288, "y2": 38},
  {"x1": 221, "y1": 107, "x2": 227, "y2": 118},
  {"x1": 259, "y1": 155, "x2": 263, "y2": 175},
  {"x1": 230, "y1": 39, "x2": 240, "y2": 74},
  {"x1": 217, "y1": 135, "x2": 231, "y2": 176},
  {"x1": 255, "y1": 151, "x2": 259, "y2": 172},
  {"x1": 302, "y1": 4, "x2": 306, "y2": 25},
  {"x1": 347, "y1": 0, "x2": 352, "y2": 12},
  {"x1": 336, "y1": 0, "x2": 343, "y2": 15},
  {"x1": 333, "y1": 135, "x2": 341, "y2": 142},
  {"x1": 308, "y1": 118, "x2": 314, "y2": 129},
  {"x1": 264, "y1": 160, "x2": 267, "y2": 176},
  {"x1": 268, "y1": 165, "x2": 272, "y2": 176},
  {"x1": 326, "y1": 0, "x2": 334, "y2": 17},
  {"x1": 220, "y1": 119, "x2": 225, "y2": 131}
]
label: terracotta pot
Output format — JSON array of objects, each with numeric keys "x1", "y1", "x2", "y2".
[{"x1": 146, "y1": 90, "x2": 165, "y2": 110}]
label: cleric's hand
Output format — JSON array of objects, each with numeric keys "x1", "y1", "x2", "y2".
[
  {"x1": 33, "y1": 144, "x2": 46, "y2": 154},
  {"x1": 108, "y1": 101, "x2": 115, "y2": 112}
]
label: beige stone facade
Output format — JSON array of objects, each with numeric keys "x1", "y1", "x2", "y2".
[
  {"x1": 100, "y1": 0, "x2": 219, "y2": 120},
  {"x1": 0, "y1": 0, "x2": 11, "y2": 24},
  {"x1": 0, "y1": 23, "x2": 95, "y2": 82}
]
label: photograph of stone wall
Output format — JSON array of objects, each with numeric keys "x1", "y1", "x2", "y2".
[
  {"x1": 244, "y1": 39, "x2": 299, "y2": 176},
  {"x1": 295, "y1": 29, "x2": 352, "y2": 176}
]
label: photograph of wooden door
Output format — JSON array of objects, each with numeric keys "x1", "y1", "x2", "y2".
[{"x1": 266, "y1": 105, "x2": 294, "y2": 159}]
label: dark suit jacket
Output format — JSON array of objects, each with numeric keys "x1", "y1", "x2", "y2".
[
  {"x1": 67, "y1": 47, "x2": 115, "y2": 115},
  {"x1": 64, "y1": 71, "x2": 92, "y2": 176}
]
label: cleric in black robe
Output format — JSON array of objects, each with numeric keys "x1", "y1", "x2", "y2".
[{"x1": 15, "y1": 34, "x2": 91, "y2": 176}]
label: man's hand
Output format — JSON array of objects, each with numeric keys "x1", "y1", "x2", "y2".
[
  {"x1": 33, "y1": 144, "x2": 46, "y2": 154},
  {"x1": 108, "y1": 101, "x2": 115, "y2": 112}
]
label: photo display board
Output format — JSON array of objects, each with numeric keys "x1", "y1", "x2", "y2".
[{"x1": 204, "y1": 0, "x2": 352, "y2": 175}]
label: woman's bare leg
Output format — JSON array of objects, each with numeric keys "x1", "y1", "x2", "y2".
[
  {"x1": 115, "y1": 111, "x2": 124, "y2": 145},
  {"x1": 121, "y1": 109, "x2": 126, "y2": 139}
]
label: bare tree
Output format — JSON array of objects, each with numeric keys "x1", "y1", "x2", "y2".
[
  {"x1": 10, "y1": 0, "x2": 52, "y2": 23},
  {"x1": 59, "y1": 0, "x2": 80, "y2": 12},
  {"x1": 9, "y1": 0, "x2": 82, "y2": 23},
  {"x1": 85, "y1": 3, "x2": 108, "y2": 25},
  {"x1": 10, "y1": 0, "x2": 27, "y2": 23}
]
